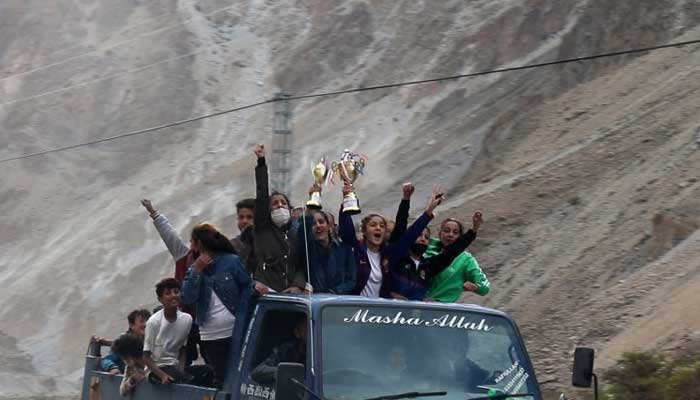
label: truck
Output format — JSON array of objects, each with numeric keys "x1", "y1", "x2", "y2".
[{"x1": 81, "y1": 294, "x2": 599, "y2": 400}]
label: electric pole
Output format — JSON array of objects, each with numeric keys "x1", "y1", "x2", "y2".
[{"x1": 271, "y1": 92, "x2": 292, "y2": 195}]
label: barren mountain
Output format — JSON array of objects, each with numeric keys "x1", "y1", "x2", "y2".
[{"x1": 2, "y1": 0, "x2": 700, "y2": 397}]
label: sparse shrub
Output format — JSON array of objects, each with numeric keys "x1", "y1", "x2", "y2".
[
  {"x1": 665, "y1": 360, "x2": 700, "y2": 399},
  {"x1": 604, "y1": 352, "x2": 667, "y2": 400},
  {"x1": 603, "y1": 351, "x2": 700, "y2": 400}
]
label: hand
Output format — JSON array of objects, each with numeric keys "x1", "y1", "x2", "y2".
[
  {"x1": 159, "y1": 373, "x2": 174, "y2": 384},
  {"x1": 463, "y1": 282, "x2": 479, "y2": 292},
  {"x1": 472, "y1": 211, "x2": 483, "y2": 232},
  {"x1": 255, "y1": 281, "x2": 270, "y2": 295},
  {"x1": 309, "y1": 184, "x2": 322, "y2": 195},
  {"x1": 90, "y1": 335, "x2": 107, "y2": 346},
  {"x1": 140, "y1": 199, "x2": 156, "y2": 215},
  {"x1": 129, "y1": 371, "x2": 146, "y2": 385},
  {"x1": 254, "y1": 144, "x2": 265, "y2": 158},
  {"x1": 194, "y1": 253, "x2": 213, "y2": 272},
  {"x1": 425, "y1": 186, "x2": 445, "y2": 216},
  {"x1": 342, "y1": 182, "x2": 354, "y2": 198},
  {"x1": 283, "y1": 286, "x2": 303, "y2": 294},
  {"x1": 402, "y1": 183, "x2": 415, "y2": 200},
  {"x1": 108, "y1": 368, "x2": 120, "y2": 376},
  {"x1": 423, "y1": 297, "x2": 436, "y2": 302},
  {"x1": 390, "y1": 292, "x2": 408, "y2": 300}
]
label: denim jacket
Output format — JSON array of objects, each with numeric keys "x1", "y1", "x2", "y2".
[{"x1": 181, "y1": 253, "x2": 253, "y2": 326}]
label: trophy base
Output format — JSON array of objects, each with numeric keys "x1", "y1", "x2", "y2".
[
  {"x1": 306, "y1": 192, "x2": 322, "y2": 209},
  {"x1": 342, "y1": 195, "x2": 361, "y2": 215}
]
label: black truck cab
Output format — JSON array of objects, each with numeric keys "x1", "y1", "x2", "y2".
[{"x1": 81, "y1": 294, "x2": 543, "y2": 400}]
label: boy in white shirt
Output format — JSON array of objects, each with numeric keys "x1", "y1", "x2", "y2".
[{"x1": 143, "y1": 278, "x2": 213, "y2": 386}]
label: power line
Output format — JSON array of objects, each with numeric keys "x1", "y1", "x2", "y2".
[
  {"x1": 0, "y1": 4, "x2": 236, "y2": 83},
  {"x1": 0, "y1": 100, "x2": 271, "y2": 163},
  {"x1": 0, "y1": 42, "x2": 223, "y2": 108},
  {"x1": 1, "y1": 37, "x2": 699, "y2": 164}
]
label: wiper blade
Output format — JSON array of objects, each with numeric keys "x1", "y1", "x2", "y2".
[
  {"x1": 364, "y1": 391, "x2": 448, "y2": 400},
  {"x1": 468, "y1": 393, "x2": 535, "y2": 400}
]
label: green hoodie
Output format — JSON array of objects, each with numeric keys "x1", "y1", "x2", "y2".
[{"x1": 424, "y1": 238, "x2": 490, "y2": 302}]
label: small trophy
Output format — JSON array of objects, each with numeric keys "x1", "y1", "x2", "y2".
[
  {"x1": 331, "y1": 149, "x2": 366, "y2": 215},
  {"x1": 307, "y1": 158, "x2": 329, "y2": 209}
]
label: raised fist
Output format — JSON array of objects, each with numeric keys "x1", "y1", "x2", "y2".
[
  {"x1": 402, "y1": 183, "x2": 415, "y2": 200},
  {"x1": 141, "y1": 199, "x2": 156, "y2": 215},
  {"x1": 254, "y1": 144, "x2": 265, "y2": 158},
  {"x1": 472, "y1": 211, "x2": 483, "y2": 232}
]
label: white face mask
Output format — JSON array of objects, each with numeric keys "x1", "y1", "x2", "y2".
[{"x1": 271, "y1": 208, "x2": 291, "y2": 227}]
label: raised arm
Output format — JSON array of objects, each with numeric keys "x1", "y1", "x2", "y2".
[
  {"x1": 388, "y1": 188, "x2": 444, "y2": 261},
  {"x1": 254, "y1": 144, "x2": 272, "y2": 228},
  {"x1": 389, "y1": 183, "x2": 414, "y2": 243},
  {"x1": 142, "y1": 199, "x2": 190, "y2": 261},
  {"x1": 424, "y1": 211, "x2": 482, "y2": 278},
  {"x1": 422, "y1": 229, "x2": 477, "y2": 279},
  {"x1": 338, "y1": 184, "x2": 360, "y2": 248}
]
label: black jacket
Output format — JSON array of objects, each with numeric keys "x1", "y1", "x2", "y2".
[{"x1": 251, "y1": 158, "x2": 306, "y2": 291}]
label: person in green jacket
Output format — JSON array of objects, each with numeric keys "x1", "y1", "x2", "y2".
[{"x1": 424, "y1": 213, "x2": 489, "y2": 302}]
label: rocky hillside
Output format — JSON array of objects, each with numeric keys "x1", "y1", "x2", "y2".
[{"x1": 2, "y1": 0, "x2": 700, "y2": 396}]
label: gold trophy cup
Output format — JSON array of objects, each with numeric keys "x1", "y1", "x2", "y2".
[
  {"x1": 333, "y1": 150, "x2": 365, "y2": 215},
  {"x1": 307, "y1": 158, "x2": 328, "y2": 209}
]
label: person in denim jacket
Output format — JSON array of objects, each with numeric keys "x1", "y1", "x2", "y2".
[{"x1": 181, "y1": 223, "x2": 253, "y2": 388}]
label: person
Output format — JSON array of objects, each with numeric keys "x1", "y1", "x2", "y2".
[
  {"x1": 143, "y1": 278, "x2": 214, "y2": 387},
  {"x1": 141, "y1": 199, "x2": 204, "y2": 365},
  {"x1": 93, "y1": 309, "x2": 151, "y2": 375},
  {"x1": 424, "y1": 218, "x2": 491, "y2": 302},
  {"x1": 388, "y1": 185, "x2": 483, "y2": 300},
  {"x1": 326, "y1": 212, "x2": 339, "y2": 241},
  {"x1": 338, "y1": 185, "x2": 444, "y2": 298},
  {"x1": 251, "y1": 144, "x2": 306, "y2": 293},
  {"x1": 297, "y1": 190, "x2": 357, "y2": 294},
  {"x1": 181, "y1": 223, "x2": 254, "y2": 388},
  {"x1": 251, "y1": 316, "x2": 307, "y2": 385},
  {"x1": 231, "y1": 198, "x2": 255, "y2": 258},
  {"x1": 385, "y1": 220, "x2": 396, "y2": 242},
  {"x1": 110, "y1": 334, "x2": 147, "y2": 396}
]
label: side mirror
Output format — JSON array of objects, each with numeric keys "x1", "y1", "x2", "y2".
[
  {"x1": 572, "y1": 347, "x2": 595, "y2": 387},
  {"x1": 275, "y1": 363, "x2": 305, "y2": 400}
]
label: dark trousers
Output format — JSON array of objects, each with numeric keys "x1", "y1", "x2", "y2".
[
  {"x1": 186, "y1": 324, "x2": 208, "y2": 365},
  {"x1": 200, "y1": 337, "x2": 232, "y2": 388},
  {"x1": 148, "y1": 364, "x2": 214, "y2": 387}
]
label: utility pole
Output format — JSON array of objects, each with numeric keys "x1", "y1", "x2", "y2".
[{"x1": 271, "y1": 93, "x2": 292, "y2": 195}]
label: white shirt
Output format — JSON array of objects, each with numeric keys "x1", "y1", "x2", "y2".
[
  {"x1": 143, "y1": 309, "x2": 192, "y2": 367},
  {"x1": 199, "y1": 291, "x2": 236, "y2": 341},
  {"x1": 411, "y1": 256, "x2": 421, "y2": 269},
  {"x1": 361, "y1": 250, "x2": 383, "y2": 298}
]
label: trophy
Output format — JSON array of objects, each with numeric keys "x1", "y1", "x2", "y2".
[
  {"x1": 331, "y1": 149, "x2": 366, "y2": 215},
  {"x1": 307, "y1": 158, "x2": 329, "y2": 209}
]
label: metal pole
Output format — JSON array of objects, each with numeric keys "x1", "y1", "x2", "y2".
[
  {"x1": 271, "y1": 92, "x2": 292, "y2": 195},
  {"x1": 592, "y1": 373, "x2": 599, "y2": 400}
]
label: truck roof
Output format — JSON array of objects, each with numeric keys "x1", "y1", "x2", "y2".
[{"x1": 256, "y1": 293, "x2": 511, "y2": 319}]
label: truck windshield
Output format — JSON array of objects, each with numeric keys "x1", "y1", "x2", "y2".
[{"x1": 320, "y1": 306, "x2": 540, "y2": 400}]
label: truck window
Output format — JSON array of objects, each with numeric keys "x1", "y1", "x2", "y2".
[
  {"x1": 239, "y1": 309, "x2": 308, "y2": 400},
  {"x1": 320, "y1": 306, "x2": 540, "y2": 400}
]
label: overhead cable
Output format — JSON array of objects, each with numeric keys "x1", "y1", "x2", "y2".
[{"x1": 1, "y1": 37, "x2": 699, "y2": 164}]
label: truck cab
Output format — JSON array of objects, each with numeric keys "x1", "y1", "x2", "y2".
[{"x1": 81, "y1": 294, "x2": 543, "y2": 400}]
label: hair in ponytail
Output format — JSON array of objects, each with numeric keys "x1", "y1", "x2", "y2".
[{"x1": 191, "y1": 223, "x2": 237, "y2": 254}]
